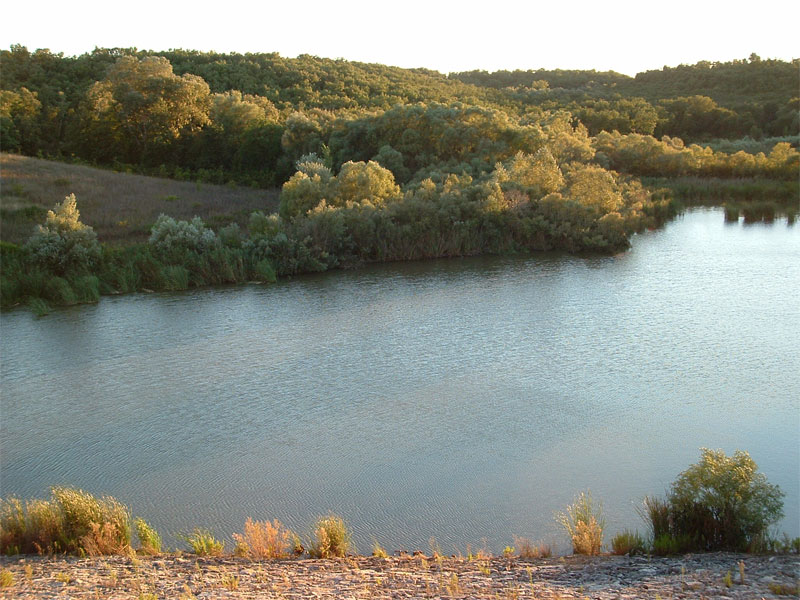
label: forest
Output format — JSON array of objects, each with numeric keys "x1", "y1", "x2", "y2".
[{"x1": 0, "y1": 46, "x2": 798, "y2": 312}]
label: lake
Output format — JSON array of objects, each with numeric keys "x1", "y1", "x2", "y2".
[{"x1": 1, "y1": 208, "x2": 798, "y2": 553}]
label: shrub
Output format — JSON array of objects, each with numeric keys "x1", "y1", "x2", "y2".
[
  {"x1": 556, "y1": 491, "x2": 605, "y2": 555},
  {"x1": 232, "y1": 518, "x2": 292, "y2": 560},
  {"x1": 668, "y1": 448, "x2": 784, "y2": 551},
  {"x1": 134, "y1": 518, "x2": 161, "y2": 555},
  {"x1": 642, "y1": 449, "x2": 785, "y2": 553},
  {"x1": 148, "y1": 215, "x2": 218, "y2": 261},
  {"x1": 185, "y1": 529, "x2": 224, "y2": 556},
  {"x1": 24, "y1": 194, "x2": 101, "y2": 275},
  {"x1": 43, "y1": 276, "x2": 76, "y2": 305},
  {"x1": 69, "y1": 275, "x2": 100, "y2": 304},
  {"x1": 253, "y1": 258, "x2": 277, "y2": 283},
  {"x1": 308, "y1": 515, "x2": 352, "y2": 558},
  {"x1": 611, "y1": 530, "x2": 646, "y2": 555},
  {"x1": 160, "y1": 265, "x2": 190, "y2": 290}
]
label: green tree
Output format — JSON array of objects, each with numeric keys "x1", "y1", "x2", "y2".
[
  {"x1": 335, "y1": 160, "x2": 400, "y2": 206},
  {"x1": 503, "y1": 148, "x2": 564, "y2": 198},
  {"x1": 87, "y1": 56, "x2": 210, "y2": 164},
  {"x1": 566, "y1": 165, "x2": 622, "y2": 211},
  {"x1": 0, "y1": 87, "x2": 42, "y2": 152}
]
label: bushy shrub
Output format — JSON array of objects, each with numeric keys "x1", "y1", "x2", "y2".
[
  {"x1": 253, "y1": 258, "x2": 277, "y2": 283},
  {"x1": 233, "y1": 518, "x2": 293, "y2": 559},
  {"x1": 24, "y1": 194, "x2": 101, "y2": 275},
  {"x1": 148, "y1": 215, "x2": 218, "y2": 261},
  {"x1": 668, "y1": 448, "x2": 784, "y2": 551},
  {"x1": 248, "y1": 211, "x2": 283, "y2": 237},
  {"x1": 643, "y1": 448, "x2": 785, "y2": 552},
  {"x1": 556, "y1": 491, "x2": 605, "y2": 555},
  {"x1": 652, "y1": 533, "x2": 693, "y2": 556},
  {"x1": 308, "y1": 515, "x2": 352, "y2": 558}
]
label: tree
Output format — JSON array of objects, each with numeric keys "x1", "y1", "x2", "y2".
[
  {"x1": 87, "y1": 56, "x2": 210, "y2": 164},
  {"x1": 335, "y1": 160, "x2": 400, "y2": 206},
  {"x1": 567, "y1": 165, "x2": 622, "y2": 211},
  {"x1": 0, "y1": 87, "x2": 42, "y2": 152},
  {"x1": 503, "y1": 149, "x2": 564, "y2": 199}
]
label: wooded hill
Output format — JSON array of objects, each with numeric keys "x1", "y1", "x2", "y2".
[{"x1": 1, "y1": 46, "x2": 797, "y2": 188}]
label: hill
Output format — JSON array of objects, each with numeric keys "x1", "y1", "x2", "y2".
[{"x1": 0, "y1": 153, "x2": 278, "y2": 245}]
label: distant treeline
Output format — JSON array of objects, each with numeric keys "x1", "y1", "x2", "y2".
[{"x1": 1, "y1": 46, "x2": 798, "y2": 188}]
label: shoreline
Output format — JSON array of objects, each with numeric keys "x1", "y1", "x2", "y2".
[{"x1": 1, "y1": 552, "x2": 798, "y2": 599}]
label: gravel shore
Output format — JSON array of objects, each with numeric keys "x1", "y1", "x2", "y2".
[{"x1": 1, "y1": 552, "x2": 797, "y2": 599}]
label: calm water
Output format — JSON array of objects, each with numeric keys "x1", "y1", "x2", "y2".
[{"x1": 1, "y1": 209, "x2": 798, "y2": 553}]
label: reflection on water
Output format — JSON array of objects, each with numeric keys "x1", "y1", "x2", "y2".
[{"x1": 1, "y1": 209, "x2": 798, "y2": 552}]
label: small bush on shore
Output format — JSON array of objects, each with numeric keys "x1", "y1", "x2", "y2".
[
  {"x1": 308, "y1": 514, "x2": 352, "y2": 558},
  {"x1": 556, "y1": 490, "x2": 605, "y2": 555},
  {"x1": 643, "y1": 448, "x2": 784, "y2": 552},
  {"x1": 185, "y1": 529, "x2": 224, "y2": 556},
  {"x1": 232, "y1": 518, "x2": 293, "y2": 559}
]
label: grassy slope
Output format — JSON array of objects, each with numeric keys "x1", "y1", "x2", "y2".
[{"x1": 0, "y1": 153, "x2": 280, "y2": 246}]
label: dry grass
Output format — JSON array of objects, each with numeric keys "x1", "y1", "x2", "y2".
[
  {"x1": 232, "y1": 518, "x2": 293, "y2": 560},
  {"x1": 0, "y1": 487, "x2": 130, "y2": 556},
  {"x1": 556, "y1": 490, "x2": 605, "y2": 556},
  {"x1": 513, "y1": 536, "x2": 552, "y2": 559},
  {"x1": 81, "y1": 521, "x2": 130, "y2": 556},
  {"x1": 0, "y1": 153, "x2": 279, "y2": 245},
  {"x1": 308, "y1": 515, "x2": 352, "y2": 558},
  {"x1": 572, "y1": 518, "x2": 604, "y2": 555}
]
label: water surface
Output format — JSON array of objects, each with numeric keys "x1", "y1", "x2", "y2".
[{"x1": 1, "y1": 209, "x2": 798, "y2": 552}]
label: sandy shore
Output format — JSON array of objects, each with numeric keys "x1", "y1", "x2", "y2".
[{"x1": 1, "y1": 552, "x2": 798, "y2": 599}]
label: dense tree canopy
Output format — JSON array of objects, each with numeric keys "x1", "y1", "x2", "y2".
[
  {"x1": 86, "y1": 56, "x2": 211, "y2": 164},
  {"x1": 0, "y1": 46, "x2": 797, "y2": 186}
]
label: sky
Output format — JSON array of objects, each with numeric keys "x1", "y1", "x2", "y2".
[{"x1": 2, "y1": 0, "x2": 798, "y2": 76}]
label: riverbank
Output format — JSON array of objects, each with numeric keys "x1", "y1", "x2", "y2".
[{"x1": 1, "y1": 552, "x2": 797, "y2": 599}]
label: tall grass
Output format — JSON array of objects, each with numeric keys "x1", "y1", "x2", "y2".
[
  {"x1": 610, "y1": 530, "x2": 646, "y2": 555},
  {"x1": 555, "y1": 491, "x2": 605, "y2": 555},
  {"x1": 0, "y1": 487, "x2": 130, "y2": 555},
  {"x1": 134, "y1": 518, "x2": 162, "y2": 555},
  {"x1": 308, "y1": 515, "x2": 352, "y2": 558},
  {"x1": 184, "y1": 529, "x2": 224, "y2": 556}
]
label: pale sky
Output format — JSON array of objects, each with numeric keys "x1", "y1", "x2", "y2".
[{"x1": 2, "y1": 0, "x2": 798, "y2": 76}]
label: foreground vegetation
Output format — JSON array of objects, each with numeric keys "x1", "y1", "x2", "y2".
[{"x1": 1, "y1": 449, "x2": 796, "y2": 559}]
